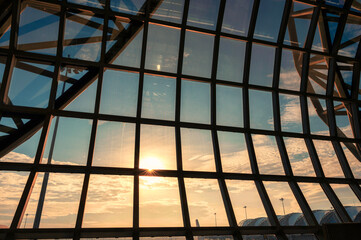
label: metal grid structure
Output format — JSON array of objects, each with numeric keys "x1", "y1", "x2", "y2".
[{"x1": 0, "y1": 0, "x2": 361, "y2": 239}]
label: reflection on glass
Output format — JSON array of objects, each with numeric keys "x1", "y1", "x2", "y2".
[
  {"x1": 63, "y1": 12, "x2": 103, "y2": 61},
  {"x1": 279, "y1": 49, "x2": 301, "y2": 91},
  {"x1": 217, "y1": 37, "x2": 245, "y2": 83},
  {"x1": 18, "y1": 5, "x2": 59, "y2": 55},
  {"x1": 218, "y1": 131, "x2": 251, "y2": 173},
  {"x1": 145, "y1": 24, "x2": 180, "y2": 73},
  {"x1": 43, "y1": 117, "x2": 92, "y2": 165},
  {"x1": 330, "y1": 184, "x2": 361, "y2": 221},
  {"x1": 249, "y1": 90, "x2": 274, "y2": 130},
  {"x1": 140, "y1": 177, "x2": 182, "y2": 227},
  {"x1": 284, "y1": 2, "x2": 311, "y2": 48},
  {"x1": 263, "y1": 182, "x2": 306, "y2": 226},
  {"x1": 313, "y1": 140, "x2": 344, "y2": 178},
  {"x1": 1, "y1": 125, "x2": 41, "y2": 164},
  {"x1": 308, "y1": 97, "x2": 330, "y2": 136},
  {"x1": 100, "y1": 70, "x2": 139, "y2": 117},
  {"x1": 83, "y1": 175, "x2": 133, "y2": 227},
  {"x1": 222, "y1": 0, "x2": 253, "y2": 36},
  {"x1": 185, "y1": 178, "x2": 228, "y2": 226},
  {"x1": 142, "y1": 74, "x2": 176, "y2": 120},
  {"x1": 279, "y1": 94, "x2": 302, "y2": 133},
  {"x1": 0, "y1": 171, "x2": 29, "y2": 228},
  {"x1": 249, "y1": 44, "x2": 274, "y2": 87},
  {"x1": 182, "y1": 30, "x2": 214, "y2": 78},
  {"x1": 181, "y1": 80, "x2": 210, "y2": 124},
  {"x1": 140, "y1": 125, "x2": 177, "y2": 170},
  {"x1": 252, "y1": 135, "x2": 284, "y2": 175},
  {"x1": 181, "y1": 128, "x2": 215, "y2": 172},
  {"x1": 334, "y1": 101, "x2": 353, "y2": 138},
  {"x1": 216, "y1": 85, "x2": 243, "y2": 127},
  {"x1": 110, "y1": 0, "x2": 145, "y2": 15},
  {"x1": 8, "y1": 60, "x2": 53, "y2": 108},
  {"x1": 298, "y1": 182, "x2": 340, "y2": 224},
  {"x1": 151, "y1": 0, "x2": 185, "y2": 23},
  {"x1": 69, "y1": 0, "x2": 104, "y2": 8},
  {"x1": 93, "y1": 121, "x2": 135, "y2": 168},
  {"x1": 254, "y1": 0, "x2": 285, "y2": 42},
  {"x1": 187, "y1": 0, "x2": 220, "y2": 30},
  {"x1": 283, "y1": 137, "x2": 315, "y2": 177},
  {"x1": 0, "y1": 56, "x2": 5, "y2": 84},
  {"x1": 226, "y1": 180, "x2": 269, "y2": 225},
  {"x1": 107, "y1": 18, "x2": 143, "y2": 68},
  {"x1": 341, "y1": 143, "x2": 361, "y2": 179},
  {"x1": 22, "y1": 173, "x2": 83, "y2": 228}
]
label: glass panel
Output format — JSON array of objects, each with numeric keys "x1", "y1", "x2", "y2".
[
  {"x1": 249, "y1": 90, "x2": 274, "y2": 130},
  {"x1": 298, "y1": 182, "x2": 340, "y2": 224},
  {"x1": 8, "y1": 60, "x2": 53, "y2": 108},
  {"x1": 181, "y1": 80, "x2": 210, "y2": 124},
  {"x1": 254, "y1": 0, "x2": 285, "y2": 42},
  {"x1": 141, "y1": 237, "x2": 185, "y2": 240},
  {"x1": 249, "y1": 44, "x2": 275, "y2": 87},
  {"x1": 141, "y1": 74, "x2": 176, "y2": 121},
  {"x1": 140, "y1": 125, "x2": 177, "y2": 171},
  {"x1": 1, "y1": 125, "x2": 41, "y2": 164},
  {"x1": 100, "y1": 69, "x2": 139, "y2": 117},
  {"x1": 279, "y1": 94, "x2": 302, "y2": 133},
  {"x1": 222, "y1": 0, "x2": 253, "y2": 36},
  {"x1": 308, "y1": 97, "x2": 330, "y2": 136},
  {"x1": 286, "y1": 234, "x2": 318, "y2": 240},
  {"x1": 252, "y1": 134, "x2": 284, "y2": 175},
  {"x1": 182, "y1": 30, "x2": 214, "y2": 78},
  {"x1": 181, "y1": 128, "x2": 215, "y2": 172},
  {"x1": 151, "y1": 0, "x2": 184, "y2": 24},
  {"x1": 283, "y1": 137, "x2": 315, "y2": 177},
  {"x1": 217, "y1": 37, "x2": 245, "y2": 83},
  {"x1": 83, "y1": 175, "x2": 133, "y2": 227},
  {"x1": 140, "y1": 177, "x2": 182, "y2": 227},
  {"x1": 145, "y1": 24, "x2": 180, "y2": 73},
  {"x1": 110, "y1": 0, "x2": 145, "y2": 15},
  {"x1": 0, "y1": 24, "x2": 10, "y2": 49},
  {"x1": 334, "y1": 101, "x2": 353, "y2": 138},
  {"x1": 57, "y1": 65, "x2": 90, "y2": 99},
  {"x1": 187, "y1": 0, "x2": 220, "y2": 30},
  {"x1": 279, "y1": 49, "x2": 302, "y2": 91},
  {"x1": 263, "y1": 181, "x2": 305, "y2": 226},
  {"x1": 18, "y1": 4, "x2": 60, "y2": 55},
  {"x1": 68, "y1": 0, "x2": 105, "y2": 8},
  {"x1": 313, "y1": 140, "x2": 344, "y2": 178},
  {"x1": 341, "y1": 143, "x2": 361, "y2": 179},
  {"x1": 21, "y1": 173, "x2": 83, "y2": 228},
  {"x1": 0, "y1": 171, "x2": 29, "y2": 228},
  {"x1": 93, "y1": 121, "x2": 135, "y2": 168},
  {"x1": 0, "y1": 55, "x2": 5, "y2": 85},
  {"x1": 43, "y1": 117, "x2": 92, "y2": 165},
  {"x1": 242, "y1": 236, "x2": 277, "y2": 240},
  {"x1": 107, "y1": 18, "x2": 143, "y2": 68},
  {"x1": 216, "y1": 85, "x2": 243, "y2": 127},
  {"x1": 218, "y1": 131, "x2": 251, "y2": 173},
  {"x1": 64, "y1": 79, "x2": 97, "y2": 113},
  {"x1": 185, "y1": 178, "x2": 228, "y2": 227},
  {"x1": 284, "y1": 2, "x2": 312, "y2": 48},
  {"x1": 226, "y1": 180, "x2": 269, "y2": 226},
  {"x1": 330, "y1": 184, "x2": 361, "y2": 221},
  {"x1": 63, "y1": 12, "x2": 103, "y2": 61}
]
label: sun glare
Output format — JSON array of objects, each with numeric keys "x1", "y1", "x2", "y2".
[{"x1": 140, "y1": 156, "x2": 164, "y2": 171}]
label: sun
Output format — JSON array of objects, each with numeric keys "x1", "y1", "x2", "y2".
[{"x1": 139, "y1": 156, "x2": 164, "y2": 171}]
